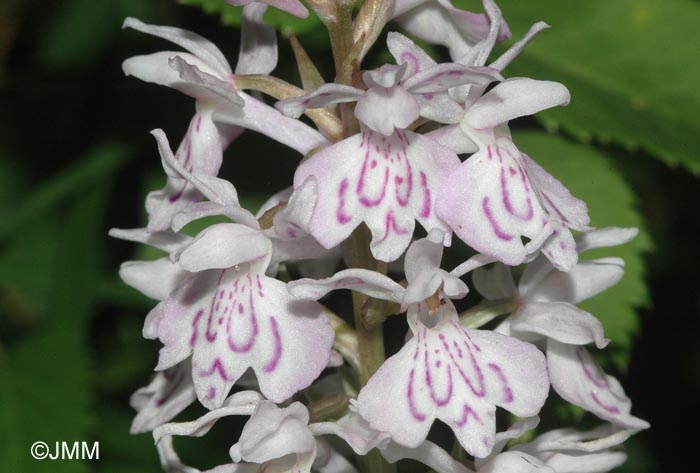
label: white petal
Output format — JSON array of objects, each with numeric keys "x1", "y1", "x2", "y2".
[
  {"x1": 120, "y1": 258, "x2": 191, "y2": 301},
  {"x1": 478, "y1": 451, "x2": 554, "y2": 473},
  {"x1": 576, "y1": 227, "x2": 638, "y2": 253},
  {"x1": 547, "y1": 341, "x2": 650, "y2": 431},
  {"x1": 175, "y1": 223, "x2": 271, "y2": 272},
  {"x1": 387, "y1": 31, "x2": 437, "y2": 77},
  {"x1": 215, "y1": 92, "x2": 329, "y2": 155},
  {"x1": 130, "y1": 363, "x2": 197, "y2": 433},
  {"x1": 123, "y1": 17, "x2": 232, "y2": 76},
  {"x1": 153, "y1": 391, "x2": 262, "y2": 440},
  {"x1": 464, "y1": 78, "x2": 570, "y2": 130},
  {"x1": 426, "y1": 125, "x2": 478, "y2": 155},
  {"x1": 363, "y1": 64, "x2": 407, "y2": 88},
  {"x1": 172, "y1": 202, "x2": 260, "y2": 232},
  {"x1": 275, "y1": 84, "x2": 364, "y2": 119},
  {"x1": 490, "y1": 22, "x2": 549, "y2": 72},
  {"x1": 403, "y1": 64, "x2": 502, "y2": 94},
  {"x1": 472, "y1": 263, "x2": 518, "y2": 300},
  {"x1": 512, "y1": 302, "x2": 609, "y2": 349},
  {"x1": 288, "y1": 268, "x2": 404, "y2": 303},
  {"x1": 108, "y1": 227, "x2": 192, "y2": 252},
  {"x1": 355, "y1": 86, "x2": 420, "y2": 135},
  {"x1": 235, "y1": 4, "x2": 277, "y2": 75},
  {"x1": 235, "y1": 401, "x2": 314, "y2": 463},
  {"x1": 169, "y1": 56, "x2": 244, "y2": 106},
  {"x1": 526, "y1": 258, "x2": 625, "y2": 305}
]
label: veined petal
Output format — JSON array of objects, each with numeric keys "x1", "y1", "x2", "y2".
[
  {"x1": 436, "y1": 138, "x2": 553, "y2": 266},
  {"x1": 295, "y1": 129, "x2": 460, "y2": 262},
  {"x1": 151, "y1": 128, "x2": 241, "y2": 207},
  {"x1": 387, "y1": 31, "x2": 437, "y2": 77},
  {"x1": 235, "y1": 4, "x2": 277, "y2": 75},
  {"x1": 275, "y1": 84, "x2": 364, "y2": 119},
  {"x1": 226, "y1": 0, "x2": 309, "y2": 19},
  {"x1": 130, "y1": 363, "x2": 197, "y2": 433},
  {"x1": 512, "y1": 302, "x2": 609, "y2": 349},
  {"x1": 156, "y1": 267, "x2": 333, "y2": 407},
  {"x1": 120, "y1": 258, "x2": 191, "y2": 301},
  {"x1": 123, "y1": 17, "x2": 232, "y2": 77},
  {"x1": 547, "y1": 341, "x2": 650, "y2": 431},
  {"x1": 525, "y1": 258, "x2": 625, "y2": 305},
  {"x1": 464, "y1": 78, "x2": 570, "y2": 131},
  {"x1": 175, "y1": 223, "x2": 272, "y2": 272},
  {"x1": 288, "y1": 268, "x2": 404, "y2": 303},
  {"x1": 357, "y1": 306, "x2": 548, "y2": 458},
  {"x1": 215, "y1": 92, "x2": 329, "y2": 155},
  {"x1": 145, "y1": 112, "x2": 243, "y2": 232}
]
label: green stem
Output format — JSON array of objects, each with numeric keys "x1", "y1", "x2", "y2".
[{"x1": 343, "y1": 226, "x2": 396, "y2": 473}]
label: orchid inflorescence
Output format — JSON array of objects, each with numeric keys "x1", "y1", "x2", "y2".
[{"x1": 113, "y1": 1, "x2": 649, "y2": 472}]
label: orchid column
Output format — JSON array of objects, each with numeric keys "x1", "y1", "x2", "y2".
[{"x1": 114, "y1": 1, "x2": 648, "y2": 473}]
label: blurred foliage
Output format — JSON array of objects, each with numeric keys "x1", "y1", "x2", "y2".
[{"x1": 0, "y1": 0, "x2": 698, "y2": 472}]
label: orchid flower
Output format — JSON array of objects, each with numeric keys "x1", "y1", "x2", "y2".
[
  {"x1": 435, "y1": 78, "x2": 591, "y2": 271},
  {"x1": 290, "y1": 232, "x2": 549, "y2": 458},
  {"x1": 122, "y1": 15, "x2": 328, "y2": 231},
  {"x1": 392, "y1": 0, "x2": 511, "y2": 61},
  {"x1": 128, "y1": 131, "x2": 334, "y2": 409},
  {"x1": 473, "y1": 227, "x2": 649, "y2": 430},
  {"x1": 274, "y1": 53, "x2": 502, "y2": 262}
]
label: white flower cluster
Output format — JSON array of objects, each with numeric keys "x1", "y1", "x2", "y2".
[{"x1": 113, "y1": 1, "x2": 648, "y2": 472}]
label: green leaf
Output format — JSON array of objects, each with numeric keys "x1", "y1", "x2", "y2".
[
  {"x1": 491, "y1": 0, "x2": 700, "y2": 173},
  {"x1": 0, "y1": 183, "x2": 110, "y2": 472},
  {"x1": 513, "y1": 131, "x2": 651, "y2": 370},
  {"x1": 178, "y1": 0, "x2": 322, "y2": 36}
]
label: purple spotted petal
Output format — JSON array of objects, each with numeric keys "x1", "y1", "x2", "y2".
[
  {"x1": 143, "y1": 112, "x2": 241, "y2": 232},
  {"x1": 155, "y1": 265, "x2": 333, "y2": 408},
  {"x1": 436, "y1": 138, "x2": 553, "y2": 266},
  {"x1": 387, "y1": 31, "x2": 438, "y2": 78},
  {"x1": 226, "y1": 0, "x2": 309, "y2": 19},
  {"x1": 547, "y1": 341, "x2": 650, "y2": 431},
  {"x1": 130, "y1": 362, "x2": 197, "y2": 433},
  {"x1": 294, "y1": 128, "x2": 460, "y2": 262},
  {"x1": 357, "y1": 305, "x2": 548, "y2": 458}
]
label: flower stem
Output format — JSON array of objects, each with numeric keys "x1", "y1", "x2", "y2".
[{"x1": 343, "y1": 226, "x2": 396, "y2": 473}]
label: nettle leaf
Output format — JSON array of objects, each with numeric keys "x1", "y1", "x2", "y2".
[
  {"x1": 488, "y1": 0, "x2": 700, "y2": 174},
  {"x1": 513, "y1": 131, "x2": 651, "y2": 370},
  {"x1": 178, "y1": 0, "x2": 322, "y2": 36}
]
